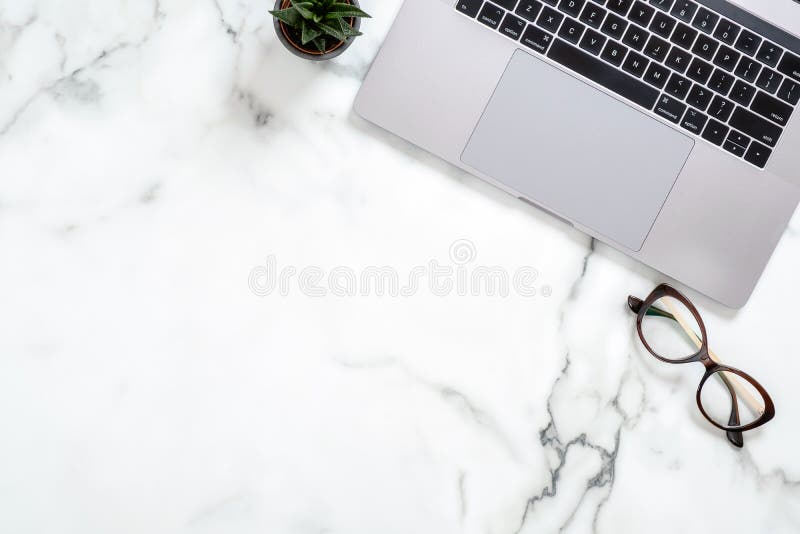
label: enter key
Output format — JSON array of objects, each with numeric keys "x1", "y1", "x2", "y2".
[{"x1": 751, "y1": 91, "x2": 794, "y2": 127}]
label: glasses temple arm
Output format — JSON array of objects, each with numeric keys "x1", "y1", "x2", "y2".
[{"x1": 719, "y1": 372, "x2": 745, "y2": 448}]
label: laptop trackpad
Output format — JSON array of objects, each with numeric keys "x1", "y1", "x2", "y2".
[{"x1": 461, "y1": 50, "x2": 694, "y2": 251}]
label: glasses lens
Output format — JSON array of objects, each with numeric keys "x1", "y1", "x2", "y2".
[
  {"x1": 640, "y1": 296, "x2": 703, "y2": 360},
  {"x1": 700, "y1": 370, "x2": 766, "y2": 429}
]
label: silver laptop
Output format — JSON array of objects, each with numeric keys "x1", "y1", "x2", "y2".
[{"x1": 354, "y1": 0, "x2": 800, "y2": 307}]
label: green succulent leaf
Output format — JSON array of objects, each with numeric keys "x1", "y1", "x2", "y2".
[
  {"x1": 300, "y1": 19, "x2": 323, "y2": 44},
  {"x1": 337, "y1": 17, "x2": 362, "y2": 37},
  {"x1": 290, "y1": 1, "x2": 315, "y2": 19},
  {"x1": 327, "y1": 3, "x2": 371, "y2": 17},
  {"x1": 317, "y1": 19, "x2": 347, "y2": 41},
  {"x1": 270, "y1": 7, "x2": 301, "y2": 26},
  {"x1": 312, "y1": 36, "x2": 328, "y2": 52}
]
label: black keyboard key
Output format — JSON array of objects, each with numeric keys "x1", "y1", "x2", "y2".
[
  {"x1": 670, "y1": 23, "x2": 698, "y2": 50},
  {"x1": 713, "y1": 46, "x2": 740, "y2": 72},
  {"x1": 601, "y1": 13, "x2": 628, "y2": 39},
  {"x1": 547, "y1": 39, "x2": 660, "y2": 108},
  {"x1": 521, "y1": 24, "x2": 556, "y2": 53},
  {"x1": 702, "y1": 118, "x2": 729, "y2": 145},
  {"x1": 708, "y1": 95, "x2": 734, "y2": 121},
  {"x1": 628, "y1": 1, "x2": 655, "y2": 27},
  {"x1": 692, "y1": 34, "x2": 718, "y2": 61},
  {"x1": 687, "y1": 57, "x2": 713, "y2": 84},
  {"x1": 681, "y1": 107, "x2": 707, "y2": 135},
  {"x1": 649, "y1": 0, "x2": 674, "y2": 12},
  {"x1": 601, "y1": 39, "x2": 629, "y2": 66},
  {"x1": 650, "y1": 12, "x2": 676, "y2": 39},
  {"x1": 644, "y1": 35, "x2": 670, "y2": 61},
  {"x1": 777, "y1": 78, "x2": 800, "y2": 105},
  {"x1": 751, "y1": 91, "x2": 793, "y2": 126},
  {"x1": 756, "y1": 41, "x2": 783, "y2": 68},
  {"x1": 456, "y1": 0, "x2": 484, "y2": 17},
  {"x1": 727, "y1": 130, "x2": 750, "y2": 148},
  {"x1": 579, "y1": 3, "x2": 607, "y2": 28},
  {"x1": 734, "y1": 30, "x2": 761, "y2": 56},
  {"x1": 723, "y1": 140, "x2": 745, "y2": 157},
  {"x1": 744, "y1": 141, "x2": 772, "y2": 168},
  {"x1": 622, "y1": 50, "x2": 650, "y2": 77},
  {"x1": 735, "y1": 57, "x2": 761, "y2": 83},
  {"x1": 729, "y1": 107, "x2": 782, "y2": 147},
  {"x1": 666, "y1": 48, "x2": 692, "y2": 73},
  {"x1": 730, "y1": 80, "x2": 756, "y2": 106},
  {"x1": 687, "y1": 84, "x2": 712, "y2": 110},
  {"x1": 500, "y1": 13, "x2": 528, "y2": 39},
  {"x1": 559, "y1": 0, "x2": 586, "y2": 17},
  {"x1": 579, "y1": 28, "x2": 608, "y2": 54},
  {"x1": 559, "y1": 18, "x2": 587, "y2": 44},
  {"x1": 478, "y1": 3, "x2": 505, "y2": 28},
  {"x1": 665, "y1": 73, "x2": 691, "y2": 98},
  {"x1": 654, "y1": 94, "x2": 686, "y2": 123},
  {"x1": 623, "y1": 25, "x2": 648, "y2": 50},
  {"x1": 542, "y1": 0, "x2": 558, "y2": 5},
  {"x1": 517, "y1": 0, "x2": 545, "y2": 22},
  {"x1": 756, "y1": 68, "x2": 783, "y2": 94},
  {"x1": 607, "y1": 0, "x2": 633, "y2": 15},
  {"x1": 671, "y1": 1, "x2": 697, "y2": 23},
  {"x1": 692, "y1": 8, "x2": 718, "y2": 34},
  {"x1": 494, "y1": 0, "x2": 518, "y2": 8},
  {"x1": 709, "y1": 69, "x2": 734, "y2": 95},
  {"x1": 777, "y1": 53, "x2": 800, "y2": 83},
  {"x1": 713, "y1": 20, "x2": 740, "y2": 46},
  {"x1": 537, "y1": 6, "x2": 565, "y2": 32},
  {"x1": 644, "y1": 62, "x2": 670, "y2": 89}
]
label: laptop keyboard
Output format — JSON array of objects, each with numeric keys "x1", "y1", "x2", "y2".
[{"x1": 455, "y1": 0, "x2": 800, "y2": 169}]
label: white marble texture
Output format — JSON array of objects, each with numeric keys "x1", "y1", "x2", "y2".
[{"x1": 1, "y1": 1, "x2": 799, "y2": 533}]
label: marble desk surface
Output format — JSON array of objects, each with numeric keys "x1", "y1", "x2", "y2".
[{"x1": 1, "y1": 1, "x2": 799, "y2": 533}]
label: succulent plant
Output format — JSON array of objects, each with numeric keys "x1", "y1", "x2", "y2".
[{"x1": 270, "y1": 0, "x2": 371, "y2": 53}]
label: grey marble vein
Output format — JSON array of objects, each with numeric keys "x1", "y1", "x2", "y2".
[
  {"x1": 0, "y1": 5, "x2": 163, "y2": 137},
  {"x1": 236, "y1": 90, "x2": 274, "y2": 128},
  {"x1": 333, "y1": 355, "x2": 521, "y2": 461},
  {"x1": 212, "y1": 0, "x2": 240, "y2": 43}
]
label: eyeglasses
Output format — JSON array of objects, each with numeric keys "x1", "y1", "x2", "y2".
[{"x1": 627, "y1": 283, "x2": 775, "y2": 448}]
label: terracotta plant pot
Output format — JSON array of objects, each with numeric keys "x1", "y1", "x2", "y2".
[{"x1": 273, "y1": 0, "x2": 362, "y2": 61}]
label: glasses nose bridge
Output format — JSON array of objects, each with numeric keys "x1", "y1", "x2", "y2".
[{"x1": 698, "y1": 349, "x2": 717, "y2": 369}]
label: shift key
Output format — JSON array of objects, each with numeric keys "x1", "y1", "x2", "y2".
[{"x1": 729, "y1": 107, "x2": 783, "y2": 147}]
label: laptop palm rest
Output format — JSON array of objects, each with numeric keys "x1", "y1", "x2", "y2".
[{"x1": 461, "y1": 50, "x2": 694, "y2": 251}]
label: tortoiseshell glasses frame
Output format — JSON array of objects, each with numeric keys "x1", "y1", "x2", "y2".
[{"x1": 627, "y1": 283, "x2": 775, "y2": 448}]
